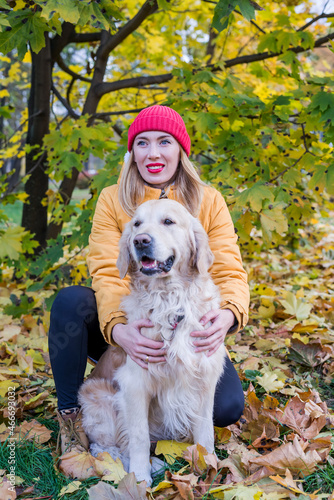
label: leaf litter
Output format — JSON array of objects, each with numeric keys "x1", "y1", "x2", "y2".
[{"x1": 0, "y1": 214, "x2": 333, "y2": 498}]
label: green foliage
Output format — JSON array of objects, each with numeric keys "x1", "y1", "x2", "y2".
[
  {"x1": 0, "y1": 0, "x2": 122, "y2": 58},
  {"x1": 0, "y1": 0, "x2": 333, "y2": 303},
  {"x1": 213, "y1": 0, "x2": 255, "y2": 32}
]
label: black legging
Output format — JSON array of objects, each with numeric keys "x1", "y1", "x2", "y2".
[{"x1": 48, "y1": 285, "x2": 244, "y2": 427}]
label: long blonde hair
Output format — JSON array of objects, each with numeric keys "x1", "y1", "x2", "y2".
[{"x1": 118, "y1": 148, "x2": 206, "y2": 217}]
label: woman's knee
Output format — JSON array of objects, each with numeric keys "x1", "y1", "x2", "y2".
[
  {"x1": 48, "y1": 286, "x2": 94, "y2": 361},
  {"x1": 51, "y1": 286, "x2": 96, "y2": 319},
  {"x1": 213, "y1": 391, "x2": 245, "y2": 428}
]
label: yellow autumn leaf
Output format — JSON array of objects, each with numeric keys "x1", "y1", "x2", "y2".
[
  {"x1": 150, "y1": 480, "x2": 173, "y2": 493},
  {"x1": 59, "y1": 480, "x2": 82, "y2": 497},
  {"x1": 261, "y1": 297, "x2": 273, "y2": 307},
  {"x1": 253, "y1": 284, "x2": 276, "y2": 296},
  {"x1": 279, "y1": 291, "x2": 312, "y2": 321},
  {"x1": 0, "y1": 226, "x2": 29, "y2": 260},
  {"x1": 256, "y1": 373, "x2": 285, "y2": 393},
  {"x1": 0, "y1": 381, "x2": 20, "y2": 398},
  {"x1": 155, "y1": 440, "x2": 191, "y2": 465},
  {"x1": 22, "y1": 51, "x2": 32, "y2": 64},
  {"x1": 13, "y1": 0, "x2": 26, "y2": 9},
  {"x1": 0, "y1": 325, "x2": 21, "y2": 341},
  {"x1": 292, "y1": 333, "x2": 309, "y2": 344},
  {"x1": 258, "y1": 304, "x2": 276, "y2": 318},
  {"x1": 24, "y1": 391, "x2": 49, "y2": 410},
  {"x1": 26, "y1": 349, "x2": 46, "y2": 368},
  {"x1": 17, "y1": 348, "x2": 33, "y2": 374},
  {"x1": 94, "y1": 452, "x2": 126, "y2": 483}
]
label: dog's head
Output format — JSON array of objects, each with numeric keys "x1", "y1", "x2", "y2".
[{"x1": 117, "y1": 199, "x2": 214, "y2": 279}]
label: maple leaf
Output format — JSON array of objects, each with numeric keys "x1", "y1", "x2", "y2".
[
  {"x1": 58, "y1": 451, "x2": 97, "y2": 480},
  {"x1": 269, "y1": 468, "x2": 305, "y2": 495},
  {"x1": 279, "y1": 292, "x2": 312, "y2": 321},
  {"x1": 256, "y1": 372, "x2": 285, "y2": 393},
  {"x1": 94, "y1": 452, "x2": 126, "y2": 483},
  {"x1": 279, "y1": 395, "x2": 328, "y2": 439},
  {"x1": 155, "y1": 440, "x2": 191, "y2": 465},
  {"x1": 288, "y1": 339, "x2": 332, "y2": 368},
  {"x1": 165, "y1": 470, "x2": 198, "y2": 499},
  {"x1": 183, "y1": 444, "x2": 217, "y2": 475},
  {"x1": 87, "y1": 473, "x2": 147, "y2": 499},
  {"x1": 16, "y1": 419, "x2": 52, "y2": 444},
  {"x1": 249, "y1": 435, "x2": 323, "y2": 477}
]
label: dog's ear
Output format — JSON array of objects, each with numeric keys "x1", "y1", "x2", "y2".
[
  {"x1": 116, "y1": 224, "x2": 131, "y2": 279},
  {"x1": 190, "y1": 218, "x2": 214, "y2": 274}
]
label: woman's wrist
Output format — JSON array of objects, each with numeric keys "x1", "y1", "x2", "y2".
[
  {"x1": 223, "y1": 308, "x2": 237, "y2": 332},
  {"x1": 112, "y1": 323, "x2": 124, "y2": 345}
]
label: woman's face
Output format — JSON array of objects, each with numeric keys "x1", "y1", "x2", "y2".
[{"x1": 132, "y1": 131, "x2": 180, "y2": 189}]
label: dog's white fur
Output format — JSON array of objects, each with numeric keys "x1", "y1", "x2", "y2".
[{"x1": 78, "y1": 199, "x2": 226, "y2": 485}]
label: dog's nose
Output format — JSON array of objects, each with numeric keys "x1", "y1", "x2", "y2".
[{"x1": 134, "y1": 233, "x2": 152, "y2": 249}]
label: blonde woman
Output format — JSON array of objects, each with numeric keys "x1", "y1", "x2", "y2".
[{"x1": 48, "y1": 105, "x2": 249, "y2": 456}]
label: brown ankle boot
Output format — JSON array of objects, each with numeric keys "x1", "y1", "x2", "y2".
[{"x1": 57, "y1": 409, "x2": 89, "y2": 455}]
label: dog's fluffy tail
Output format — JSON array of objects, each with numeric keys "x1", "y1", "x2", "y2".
[{"x1": 78, "y1": 378, "x2": 118, "y2": 448}]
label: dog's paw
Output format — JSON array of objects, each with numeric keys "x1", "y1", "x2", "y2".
[
  {"x1": 90, "y1": 443, "x2": 106, "y2": 457},
  {"x1": 151, "y1": 456, "x2": 165, "y2": 478},
  {"x1": 134, "y1": 469, "x2": 152, "y2": 487}
]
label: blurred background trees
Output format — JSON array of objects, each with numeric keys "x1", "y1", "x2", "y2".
[{"x1": 0, "y1": 0, "x2": 333, "y2": 299}]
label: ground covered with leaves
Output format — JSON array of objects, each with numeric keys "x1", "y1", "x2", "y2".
[{"x1": 0, "y1": 212, "x2": 333, "y2": 500}]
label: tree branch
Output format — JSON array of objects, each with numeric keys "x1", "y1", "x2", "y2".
[
  {"x1": 51, "y1": 84, "x2": 80, "y2": 119},
  {"x1": 99, "y1": 0, "x2": 159, "y2": 59},
  {"x1": 298, "y1": 13, "x2": 334, "y2": 32},
  {"x1": 55, "y1": 54, "x2": 92, "y2": 83},
  {"x1": 69, "y1": 32, "x2": 102, "y2": 43},
  {"x1": 95, "y1": 73, "x2": 173, "y2": 98},
  {"x1": 94, "y1": 30, "x2": 334, "y2": 99},
  {"x1": 217, "y1": 31, "x2": 334, "y2": 68}
]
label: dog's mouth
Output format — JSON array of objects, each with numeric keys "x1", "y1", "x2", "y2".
[{"x1": 140, "y1": 255, "x2": 175, "y2": 275}]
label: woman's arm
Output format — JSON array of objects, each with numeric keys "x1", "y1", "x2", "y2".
[
  {"x1": 87, "y1": 186, "x2": 130, "y2": 343},
  {"x1": 199, "y1": 187, "x2": 249, "y2": 331}
]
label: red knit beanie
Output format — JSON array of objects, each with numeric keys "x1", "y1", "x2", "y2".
[{"x1": 127, "y1": 105, "x2": 191, "y2": 156}]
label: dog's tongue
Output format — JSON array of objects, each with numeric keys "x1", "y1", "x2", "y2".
[{"x1": 141, "y1": 257, "x2": 158, "y2": 269}]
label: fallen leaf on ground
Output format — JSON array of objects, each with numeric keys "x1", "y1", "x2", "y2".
[
  {"x1": 249, "y1": 435, "x2": 323, "y2": 477},
  {"x1": 155, "y1": 440, "x2": 191, "y2": 465},
  {"x1": 0, "y1": 475, "x2": 16, "y2": 499},
  {"x1": 279, "y1": 394, "x2": 327, "y2": 439},
  {"x1": 58, "y1": 451, "x2": 97, "y2": 479},
  {"x1": 166, "y1": 470, "x2": 198, "y2": 500},
  {"x1": 183, "y1": 443, "x2": 217, "y2": 475},
  {"x1": 59, "y1": 480, "x2": 82, "y2": 497},
  {"x1": 256, "y1": 372, "x2": 285, "y2": 392},
  {"x1": 17, "y1": 419, "x2": 52, "y2": 443},
  {"x1": 88, "y1": 473, "x2": 147, "y2": 499},
  {"x1": 269, "y1": 468, "x2": 305, "y2": 495},
  {"x1": 94, "y1": 452, "x2": 126, "y2": 483}
]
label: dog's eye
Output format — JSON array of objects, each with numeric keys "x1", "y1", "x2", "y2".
[
  {"x1": 164, "y1": 219, "x2": 175, "y2": 226},
  {"x1": 134, "y1": 220, "x2": 141, "y2": 227}
]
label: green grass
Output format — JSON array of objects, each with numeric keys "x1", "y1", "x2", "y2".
[
  {"x1": 303, "y1": 459, "x2": 334, "y2": 495},
  {"x1": 0, "y1": 432, "x2": 101, "y2": 499}
]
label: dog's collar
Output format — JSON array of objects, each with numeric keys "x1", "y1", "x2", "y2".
[
  {"x1": 170, "y1": 314, "x2": 185, "y2": 330},
  {"x1": 161, "y1": 313, "x2": 185, "y2": 342}
]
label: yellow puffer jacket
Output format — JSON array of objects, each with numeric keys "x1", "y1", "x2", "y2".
[{"x1": 88, "y1": 183, "x2": 249, "y2": 344}]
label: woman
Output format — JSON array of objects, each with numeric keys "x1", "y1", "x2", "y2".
[{"x1": 48, "y1": 105, "x2": 249, "y2": 455}]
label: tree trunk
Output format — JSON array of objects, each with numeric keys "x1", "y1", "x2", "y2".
[
  {"x1": 46, "y1": 30, "x2": 112, "y2": 241},
  {"x1": 21, "y1": 34, "x2": 52, "y2": 251}
]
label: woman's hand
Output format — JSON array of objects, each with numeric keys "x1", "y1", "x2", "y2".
[
  {"x1": 112, "y1": 320, "x2": 166, "y2": 369},
  {"x1": 190, "y1": 309, "x2": 236, "y2": 357}
]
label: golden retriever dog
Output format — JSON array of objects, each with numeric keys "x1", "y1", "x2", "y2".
[{"x1": 78, "y1": 199, "x2": 226, "y2": 485}]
